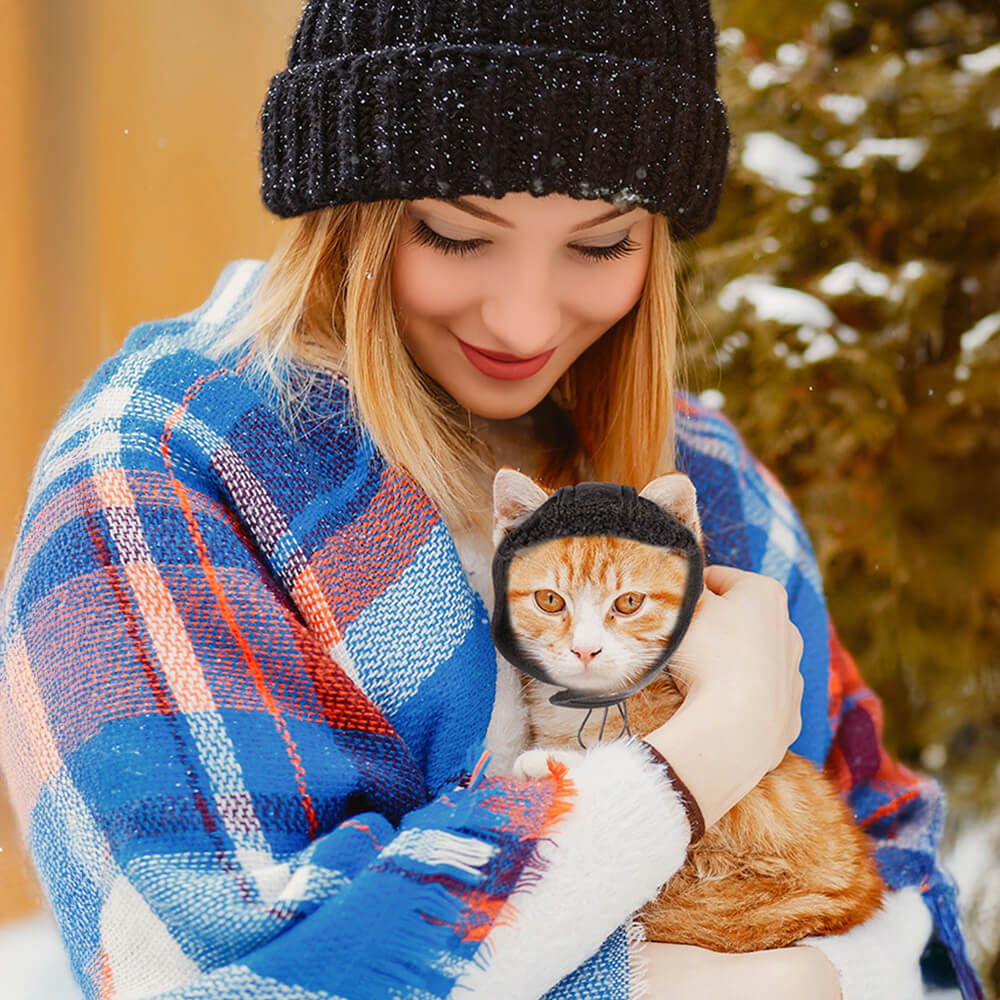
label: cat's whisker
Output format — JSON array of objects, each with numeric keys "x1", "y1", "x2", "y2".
[
  {"x1": 662, "y1": 661, "x2": 696, "y2": 686},
  {"x1": 664, "y1": 660, "x2": 694, "y2": 676}
]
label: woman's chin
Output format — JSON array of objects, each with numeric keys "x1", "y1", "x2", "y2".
[{"x1": 446, "y1": 379, "x2": 553, "y2": 420}]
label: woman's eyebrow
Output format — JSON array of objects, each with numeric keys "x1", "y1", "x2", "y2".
[{"x1": 443, "y1": 197, "x2": 637, "y2": 232}]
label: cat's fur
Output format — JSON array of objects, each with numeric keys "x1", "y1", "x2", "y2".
[{"x1": 493, "y1": 468, "x2": 884, "y2": 953}]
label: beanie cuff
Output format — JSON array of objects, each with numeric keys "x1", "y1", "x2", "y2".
[{"x1": 260, "y1": 43, "x2": 729, "y2": 238}]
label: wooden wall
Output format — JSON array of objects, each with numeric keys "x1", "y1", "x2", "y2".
[{"x1": 0, "y1": 0, "x2": 303, "y2": 926}]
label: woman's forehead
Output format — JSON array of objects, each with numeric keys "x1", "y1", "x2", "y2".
[{"x1": 409, "y1": 191, "x2": 649, "y2": 229}]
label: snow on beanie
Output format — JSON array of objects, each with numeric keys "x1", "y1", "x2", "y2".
[{"x1": 259, "y1": 0, "x2": 730, "y2": 238}]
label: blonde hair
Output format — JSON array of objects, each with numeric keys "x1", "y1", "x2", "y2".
[{"x1": 214, "y1": 200, "x2": 683, "y2": 534}]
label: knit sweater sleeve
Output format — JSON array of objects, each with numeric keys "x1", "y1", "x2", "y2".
[
  {"x1": 0, "y1": 265, "x2": 694, "y2": 1000},
  {"x1": 0, "y1": 403, "x2": 690, "y2": 1000},
  {"x1": 675, "y1": 394, "x2": 980, "y2": 999}
]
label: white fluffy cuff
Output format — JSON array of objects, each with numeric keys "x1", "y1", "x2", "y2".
[
  {"x1": 452, "y1": 739, "x2": 692, "y2": 999},
  {"x1": 798, "y1": 886, "x2": 933, "y2": 1000}
]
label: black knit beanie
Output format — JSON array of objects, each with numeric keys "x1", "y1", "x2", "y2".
[{"x1": 260, "y1": 1, "x2": 730, "y2": 239}]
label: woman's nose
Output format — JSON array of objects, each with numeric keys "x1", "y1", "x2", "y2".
[{"x1": 480, "y1": 274, "x2": 562, "y2": 357}]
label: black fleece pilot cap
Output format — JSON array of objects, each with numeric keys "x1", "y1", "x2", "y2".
[{"x1": 490, "y1": 481, "x2": 704, "y2": 710}]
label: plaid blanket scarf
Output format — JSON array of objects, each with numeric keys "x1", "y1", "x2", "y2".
[{"x1": 0, "y1": 259, "x2": 981, "y2": 999}]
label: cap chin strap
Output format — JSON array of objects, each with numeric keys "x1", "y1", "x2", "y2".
[
  {"x1": 575, "y1": 700, "x2": 631, "y2": 750},
  {"x1": 490, "y1": 482, "x2": 705, "y2": 713}
]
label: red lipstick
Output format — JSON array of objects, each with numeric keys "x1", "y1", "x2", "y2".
[{"x1": 457, "y1": 339, "x2": 555, "y2": 381}]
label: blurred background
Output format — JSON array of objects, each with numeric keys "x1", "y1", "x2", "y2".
[{"x1": 0, "y1": 0, "x2": 997, "y2": 997}]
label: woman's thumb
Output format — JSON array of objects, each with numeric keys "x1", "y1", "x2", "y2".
[{"x1": 703, "y1": 563, "x2": 748, "y2": 595}]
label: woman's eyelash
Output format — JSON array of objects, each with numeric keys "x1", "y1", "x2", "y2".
[
  {"x1": 411, "y1": 219, "x2": 641, "y2": 261},
  {"x1": 413, "y1": 220, "x2": 484, "y2": 257}
]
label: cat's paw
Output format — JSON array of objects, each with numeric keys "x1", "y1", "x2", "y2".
[{"x1": 512, "y1": 748, "x2": 584, "y2": 782}]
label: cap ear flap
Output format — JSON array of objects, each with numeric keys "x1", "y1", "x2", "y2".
[
  {"x1": 492, "y1": 467, "x2": 550, "y2": 547},
  {"x1": 638, "y1": 472, "x2": 703, "y2": 545}
]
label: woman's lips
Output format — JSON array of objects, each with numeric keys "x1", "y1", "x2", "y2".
[{"x1": 457, "y1": 339, "x2": 556, "y2": 381}]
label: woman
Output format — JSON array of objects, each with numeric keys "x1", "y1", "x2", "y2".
[{"x1": 0, "y1": 1, "x2": 980, "y2": 998}]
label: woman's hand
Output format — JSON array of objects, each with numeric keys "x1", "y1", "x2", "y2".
[
  {"x1": 642, "y1": 941, "x2": 842, "y2": 1000},
  {"x1": 643, "y1": 564, "x2": 804, "y2": 828}
]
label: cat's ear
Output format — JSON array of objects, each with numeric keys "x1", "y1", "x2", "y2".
[
  {"x1": 492, "y1": 468, "x2": 550, "y2": 547},
  {"x1": 639, "y1": 472, "x2": 702, "y2": 544}
]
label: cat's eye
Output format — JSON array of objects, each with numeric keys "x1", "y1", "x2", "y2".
[
  {"x1": 613, "y1": 592, "x2": 645, "y2": 614},
  {"x1": 534, "y1": 590, "x2": 566, "y2": 613}
]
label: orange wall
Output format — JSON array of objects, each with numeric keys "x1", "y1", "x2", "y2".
[{"x1": 0, "y1": 0, "x2": 303, "y2": 924}]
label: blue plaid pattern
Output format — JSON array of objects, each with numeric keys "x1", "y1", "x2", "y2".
[{"x1": 0, "y1": 260, "x2": 980, "y2": 999}]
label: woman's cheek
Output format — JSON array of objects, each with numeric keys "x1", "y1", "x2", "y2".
[
  {"x1": 391, "y1": 250, "x2": 461, "y2": 321},
  {"x1": 571, "y1": 263, "x2": 649, "y2": 326}
]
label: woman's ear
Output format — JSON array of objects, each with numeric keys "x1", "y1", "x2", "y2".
[
  {"x1": 492, "y1": 467, "x2": 550, "y2": 547},
  {"x1": 638, "y1": 472, "x2": 703, "y2": 545}
]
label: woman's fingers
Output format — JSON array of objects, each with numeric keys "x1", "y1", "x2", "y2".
[{"x1": 647, "y1": 563, "x2": 808, "y2": 824}]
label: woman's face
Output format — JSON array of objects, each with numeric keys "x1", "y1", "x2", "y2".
[{"x1": 390, "y1": 191, "x2": 654, "y2": 419}]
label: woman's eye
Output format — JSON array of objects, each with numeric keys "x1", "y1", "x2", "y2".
[
  {"x1": 613, "y1": 592, "x2": 645, "y2": 614},
  {"x1": 411, "y1": 219, "x2": 641, "y2": 262},
  {"x1": 534, "y1": 590, "x2": 566, "y2": 613},
  {"x1": 574, "y1": 237, "x2": 642, "y2": 261},
  {"x1": 412, "y1": 219, "x2": 485, "y2": 257}
]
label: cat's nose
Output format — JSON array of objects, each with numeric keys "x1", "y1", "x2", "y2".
[{"x1": 571, "y1": 647, "x2": 602, "y2": 667}]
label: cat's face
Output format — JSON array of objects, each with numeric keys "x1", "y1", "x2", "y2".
[
  {"x1": 506, "y1": 534, "x2": 695, "y2": 692},
  {"x1": 493, "y1": 470, "x2": 703, "y2": 694}
]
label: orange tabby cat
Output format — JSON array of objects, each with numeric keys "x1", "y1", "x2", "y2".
[{"x1": 494, "y1": 468, "x2": 884, "y2": 952}]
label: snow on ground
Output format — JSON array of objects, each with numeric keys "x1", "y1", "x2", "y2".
[
  {"x1": 715, "y1": 268, "x2": 918, "y2": 366},
  {"x1": 747, "y1": 61, "x2": 792, "y2": 91},
  {"x1": 959, "y1": 312, "x2": 1000, "y2": 354},
  {"x1": 742, "y1": 132, "x2": 820, "y2": 194},
  {"x1": 824, "y1": 1, "x2": 855, "y2": 32},
  {"x1": 881, "y1": 54, "x2": 905, "y2": 78},
  {"x1": 943, "y1": 806, "x2": 1000, "y2": 994},
  {"x1": 819, "y1": 93, "x2": 869, "y2": 124},
  {"x1": 776, "y1": 42, "x2": 808, "y2": 69},
  {"x1": 953, "y1": 313, "x2": 1000, "y2": 383},
  {"x1": 718, "y1": 275, "x2": 846, "y2": 368},
  {"x1": 0, "y1": 913, "x2": 80, "y2": 1000},
  {"x1": 801, "y1": 332, "x2": 840, "y2": 363},
  {"x1": 959, "y1": 42, "x2": 1000, "y2": 76},
  {"x1": 719, "y1": 274, "x2": 836, "y2": 327},
  {"x1": 840, "y1": 137, "x2": 929, "y2": 171},
  {"x1": 819, "y1": 260, "x2": 893, "y2": 298},
  {"x1": 717, "y1": 26, "x2": 745, "y2": 51}
]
